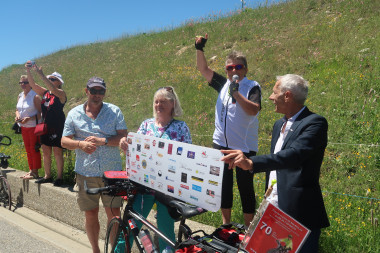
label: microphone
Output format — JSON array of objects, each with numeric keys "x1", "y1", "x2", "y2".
[{"x1": 231, "y1": 75, "x2": 239, "y2": 104}]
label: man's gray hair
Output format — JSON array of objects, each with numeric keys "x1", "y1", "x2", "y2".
[{"x1": 277, "y1": 74, "x2": 309, "y2": 104}]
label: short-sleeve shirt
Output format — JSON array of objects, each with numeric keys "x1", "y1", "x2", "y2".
[
  {"x1": 137, "y1": 118, "x2": 192, "y2": 144},
  {"x1": 62, "y1": 102, "x2": 127, "y2": 177}
]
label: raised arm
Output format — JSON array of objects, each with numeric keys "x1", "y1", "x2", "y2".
[
  {"x1": 25, "y1": 62, "x2": 47, "y2": 97},
  {"x1": 195, "y1": 33, "x2": 214, "y2": 83},
  {"x1": 34, "y1": 64, "x2": 67, "y2": 104}
]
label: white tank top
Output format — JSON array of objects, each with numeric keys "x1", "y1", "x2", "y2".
[
  {"x1": 213, "y1": 77, "x2": 260, "y2": 152},
  {"x1": 16, "y1": 90, "x2": 39, "y2": 128}
]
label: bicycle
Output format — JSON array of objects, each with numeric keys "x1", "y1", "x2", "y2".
[
  {"x1": 86, "y1": 171, "x2": 243, "y2": 253},
  {"x1": 0, "y1": 134, "x2": 12, "y2": 210}
]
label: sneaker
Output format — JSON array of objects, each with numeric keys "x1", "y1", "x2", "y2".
[
  {"x1": 35, "y1": 177, "x2": 53, "y2": 184},
  {"x1": 53, "y1": 179, "x2": 63, "y2": 186}
]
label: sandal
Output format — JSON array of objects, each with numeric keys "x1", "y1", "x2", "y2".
[{"x1": 20, "y1": 172, "x2": 38, "y2": 180}]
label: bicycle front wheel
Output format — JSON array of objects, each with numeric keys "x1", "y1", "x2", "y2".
[
  {"x1": 0, "y1": 176, "x2": 12, "y2": 210},
  {"x1": 105, "y1": 217, "x2": 130, "y2": 253}
]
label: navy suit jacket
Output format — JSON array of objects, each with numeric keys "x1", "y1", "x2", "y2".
[{"x1": 251, "y1": 107, "x2": 330, "y2": 229}]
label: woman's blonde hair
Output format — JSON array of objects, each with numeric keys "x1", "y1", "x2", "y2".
[{"x1": 153, "y1": 86, "x2": 183, "y2": 118}]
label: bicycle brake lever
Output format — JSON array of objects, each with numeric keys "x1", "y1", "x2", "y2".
[{"x1": 84, "y1": 180, "x2": 109, "y2": 195}]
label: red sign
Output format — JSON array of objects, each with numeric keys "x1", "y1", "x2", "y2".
[{"x1": 244, "y1": 203, "x2": 310, "y2": 253}]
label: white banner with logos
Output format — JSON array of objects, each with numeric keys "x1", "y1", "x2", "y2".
[{"x1": 126, "y1": 132, "x2": 224, "y2": 212}]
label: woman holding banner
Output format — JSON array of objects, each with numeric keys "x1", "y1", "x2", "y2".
[{"x1": 120, "y1": 86, "x2": 191, "y2": 252}]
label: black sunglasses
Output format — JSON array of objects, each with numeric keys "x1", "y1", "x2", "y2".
[
  {"x1": 157, "y1": 86, "x2": 174, "y2": 93},
  {"x1": 49, "y1": 77, "x2": 58, "y2": 82},
  {"x1": 89, "y1": 87, "x2": 106, "y2": 95},
  {"x1": 19, "y1": 81, "x2": 29, "y2": 85}
]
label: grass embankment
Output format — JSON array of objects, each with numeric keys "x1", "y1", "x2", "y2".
[{"x1": 0, "y1": 0, "x2": 378, "y2": 251}]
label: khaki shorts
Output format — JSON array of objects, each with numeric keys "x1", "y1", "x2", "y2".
[{"x1": 75, "y1": 173, "x2": 123, "y2": 211}]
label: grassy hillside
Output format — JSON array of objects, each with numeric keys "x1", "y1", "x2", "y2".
[{"x1": 0, "y1": 0, "x2": 379, "y2": 251}]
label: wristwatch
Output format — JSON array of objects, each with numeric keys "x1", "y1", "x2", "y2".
[{"x1": 104, "y1": 138, "x2": 108, "y2": 146}]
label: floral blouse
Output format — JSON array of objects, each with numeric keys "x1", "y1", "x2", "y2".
[{"x1": 137, "y1": 118, "x2": 192, "y2": 144}]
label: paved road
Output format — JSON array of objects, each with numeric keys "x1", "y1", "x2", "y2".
[{"x1": 0, "y1": 206, "x2": 93, "y2": 253}]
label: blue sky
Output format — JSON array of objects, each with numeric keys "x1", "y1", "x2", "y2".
[{"x1": 1, "y1": 0, "x2": 269, "y2": 71}]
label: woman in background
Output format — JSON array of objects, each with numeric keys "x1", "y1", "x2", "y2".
[
  {"x1": 120, "y1": 86, "x2": 191, "y2": 252},
  {"x1": 16, "y1": 75, "x2": 42, "y2": 179},
  {"x1": 26, "y1": 61, "x2": 67, "y2": 186}
]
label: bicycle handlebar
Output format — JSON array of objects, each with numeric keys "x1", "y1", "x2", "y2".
[{"x1": 0, "y1": 135, "x2": 11, "y2": 146}]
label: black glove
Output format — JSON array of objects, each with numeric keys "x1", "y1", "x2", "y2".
[
  {"x1": 229, "y1": 81, "x2": 239, "y2": 104},
  {"x1": 195, "y1": 37, "x2": 207, "y2": 51},
  {"x1": 229, "y1": 81, "x2": 239, "y2": 96}
]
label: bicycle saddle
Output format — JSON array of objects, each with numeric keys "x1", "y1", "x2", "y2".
[{"x1": 168, "y1": 200, "x2": 206, "y2": 220}]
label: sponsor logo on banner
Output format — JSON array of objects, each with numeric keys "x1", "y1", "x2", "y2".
[
  {"x1": 141, "y1": 152, "x2": 147, "y2": 157},
  {"x1": 156, "y1": 161, "x2": 162, "y2": 166},
  {"x1": 187, "y1": 151, "x2": 195, "y2": 159},
  {"x1": 180, "y1": 184, "x2": 189, "y2": 190},
  {"x1": 142, "y1": 160, "x2": 147, "y2": 169},
  {"x1": 191, "y1": 176, "x2": 204, "y2": 183},
  {"x1": 137, "y1": 165, "x2": 141, "y2": 170},
  {"x1": 158, "y1": 141, "x2": 165, "y2": 148},
  {"x1": 135, "y1": 138, "x2": 141, "y2": 143},
  {"x1": 195, "y1": 170, "x2": 205, "y2": 175},
  {"x1": 208, "y1": 180, "x2": 218, "y2": 186},
  {"x1": 181, "y1": 173, "x2": 187, "y2": 183},
  {"x1": 131, "y1": 161, "x2": 136, "y2": 167},
  {"x1": 168, "y1": 144, "x2": 173, "y2": 154},
  {"x1": 196, "y1": 162, "x2": 207, "y2": 167},
  {"x1": 166, "y1": 176, "x2": 174, "y2": 182},
  {"x1": 168, "y1": 165, "x2": 176, "y2": 173},
  {"x1": 150, "y1": 168, "x2": 155, "y2": 173},
  {"x1": 190, "y1": 195, "x2": 198, "y2": 201},
  {"x1": 158, "y1": 182, "x2": 163, "y2": 190},
  {"x1": 177, "y1": 147, "x2": 183, "y2": 155},
  {"x1": 137, "y1": 144, "x2": 141, "y2": 152},
  {"x1": 205, "y1": 200, "x2": 217, "y2": 206},
  {"x1": 152, "y1": 140, "x2": 156, "y2": 147},
  {"x1": 201, "y1": 151, "x2": 208, "y2": 158},
  {"x1": 192, "y1": 184, "x2": 202, "y2": 192},
  {"x1": 158, "y1": 170, "x2": 162, "y2": 177},
  {"x1": 149, "y1": 155, "x2": 153, "y2": 160},
  {"x1": 144, "y1": 144, "x2": 150, "y2": 150},
  {"x1": 150, "y1": 175, "x2": 156, "y2": 180},
  {"x1": 127, "y1": 138, "x2": 133, "y2": 144},
  {"x1": 167, "y1": 185, "x2": 174, "y2": 193},
  {"x1": 206, "y1": 189, "x2": 215, "y2": 198},
  {"x1": 131, "y1": 169, "x2": 137, "y2": 174},
  {"x1": 144, "y1": 174, "x2": 149, "y2": 183},
  {"x1": 151, "y1": 180, "x2": 155, "y2": 188},
  {"x1": 136, "y1": 155, "x2": 140, "y2": 161},
  {"x1": 210, "y1": 165, "x2": 220, "y2": 176},
  {"x1": 157, "y1": 152, "x2": 163, "y2": 158},
  {"x1": 169, "y1": 158, "x2": 176, "y2": 163}
]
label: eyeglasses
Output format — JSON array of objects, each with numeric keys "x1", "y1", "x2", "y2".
[
  {"x1": 157, "y1": 87, "x2": 174, "y2": 93},
  {"x1": 49, "y1": 77, "x2": 58, "y2": 82},
  {"x1": 225, "y1": 64, "x2": 245, "y2": 71},
  {"x1": 88, "y1": 87, "x2": 106, "y2": 95},
  {"x1": 19, "y1": 81, "x2": 29, "y2": 85}
]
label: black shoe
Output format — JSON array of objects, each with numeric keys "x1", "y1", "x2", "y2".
[
  {"x1": 35, "y1": 177, "x2": 53, "y2": 184},
  {"x1": 53, "y1": 179, "x2": 63, "y2": 186}
]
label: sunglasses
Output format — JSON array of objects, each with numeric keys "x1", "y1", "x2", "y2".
[
  {"x1": 157, "y1": 87, "x2": 174, "y2": 93},
  {"x1": 225, "y1": 64, "x2": 245, "y2": 71},
  {"x1": 19, "y1": 81, "x2": 29, "y2": 85},
  {"x1": 89, "y1": 87, "x2": 106, "y2": 95},
  {"x1": 48, "y1": 77, "x2": 58, "y2": 82}
]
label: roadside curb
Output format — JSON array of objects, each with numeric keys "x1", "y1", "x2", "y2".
[{"x1": 3, "y1": 167, "x2": 216, "y2": 241}]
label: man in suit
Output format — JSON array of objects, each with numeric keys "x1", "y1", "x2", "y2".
[{"x1": 221, "y1": 74, "x2": 330, "y2": 253}]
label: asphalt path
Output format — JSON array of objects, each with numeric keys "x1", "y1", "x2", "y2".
[{"x1": 0, "y1": 206, "x2": 93, "y2": 253}]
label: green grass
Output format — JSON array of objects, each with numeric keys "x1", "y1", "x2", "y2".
[{"x1": 0, "y1": 0, "x2": 379, "y2": 251}]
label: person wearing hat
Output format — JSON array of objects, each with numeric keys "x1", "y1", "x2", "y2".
[
  {"x1": 61, "y1": 77, "x2": 128, "y2": 253},
  {"x1": 25, "y1": 61, "x2": 67, "y2": 186}
]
